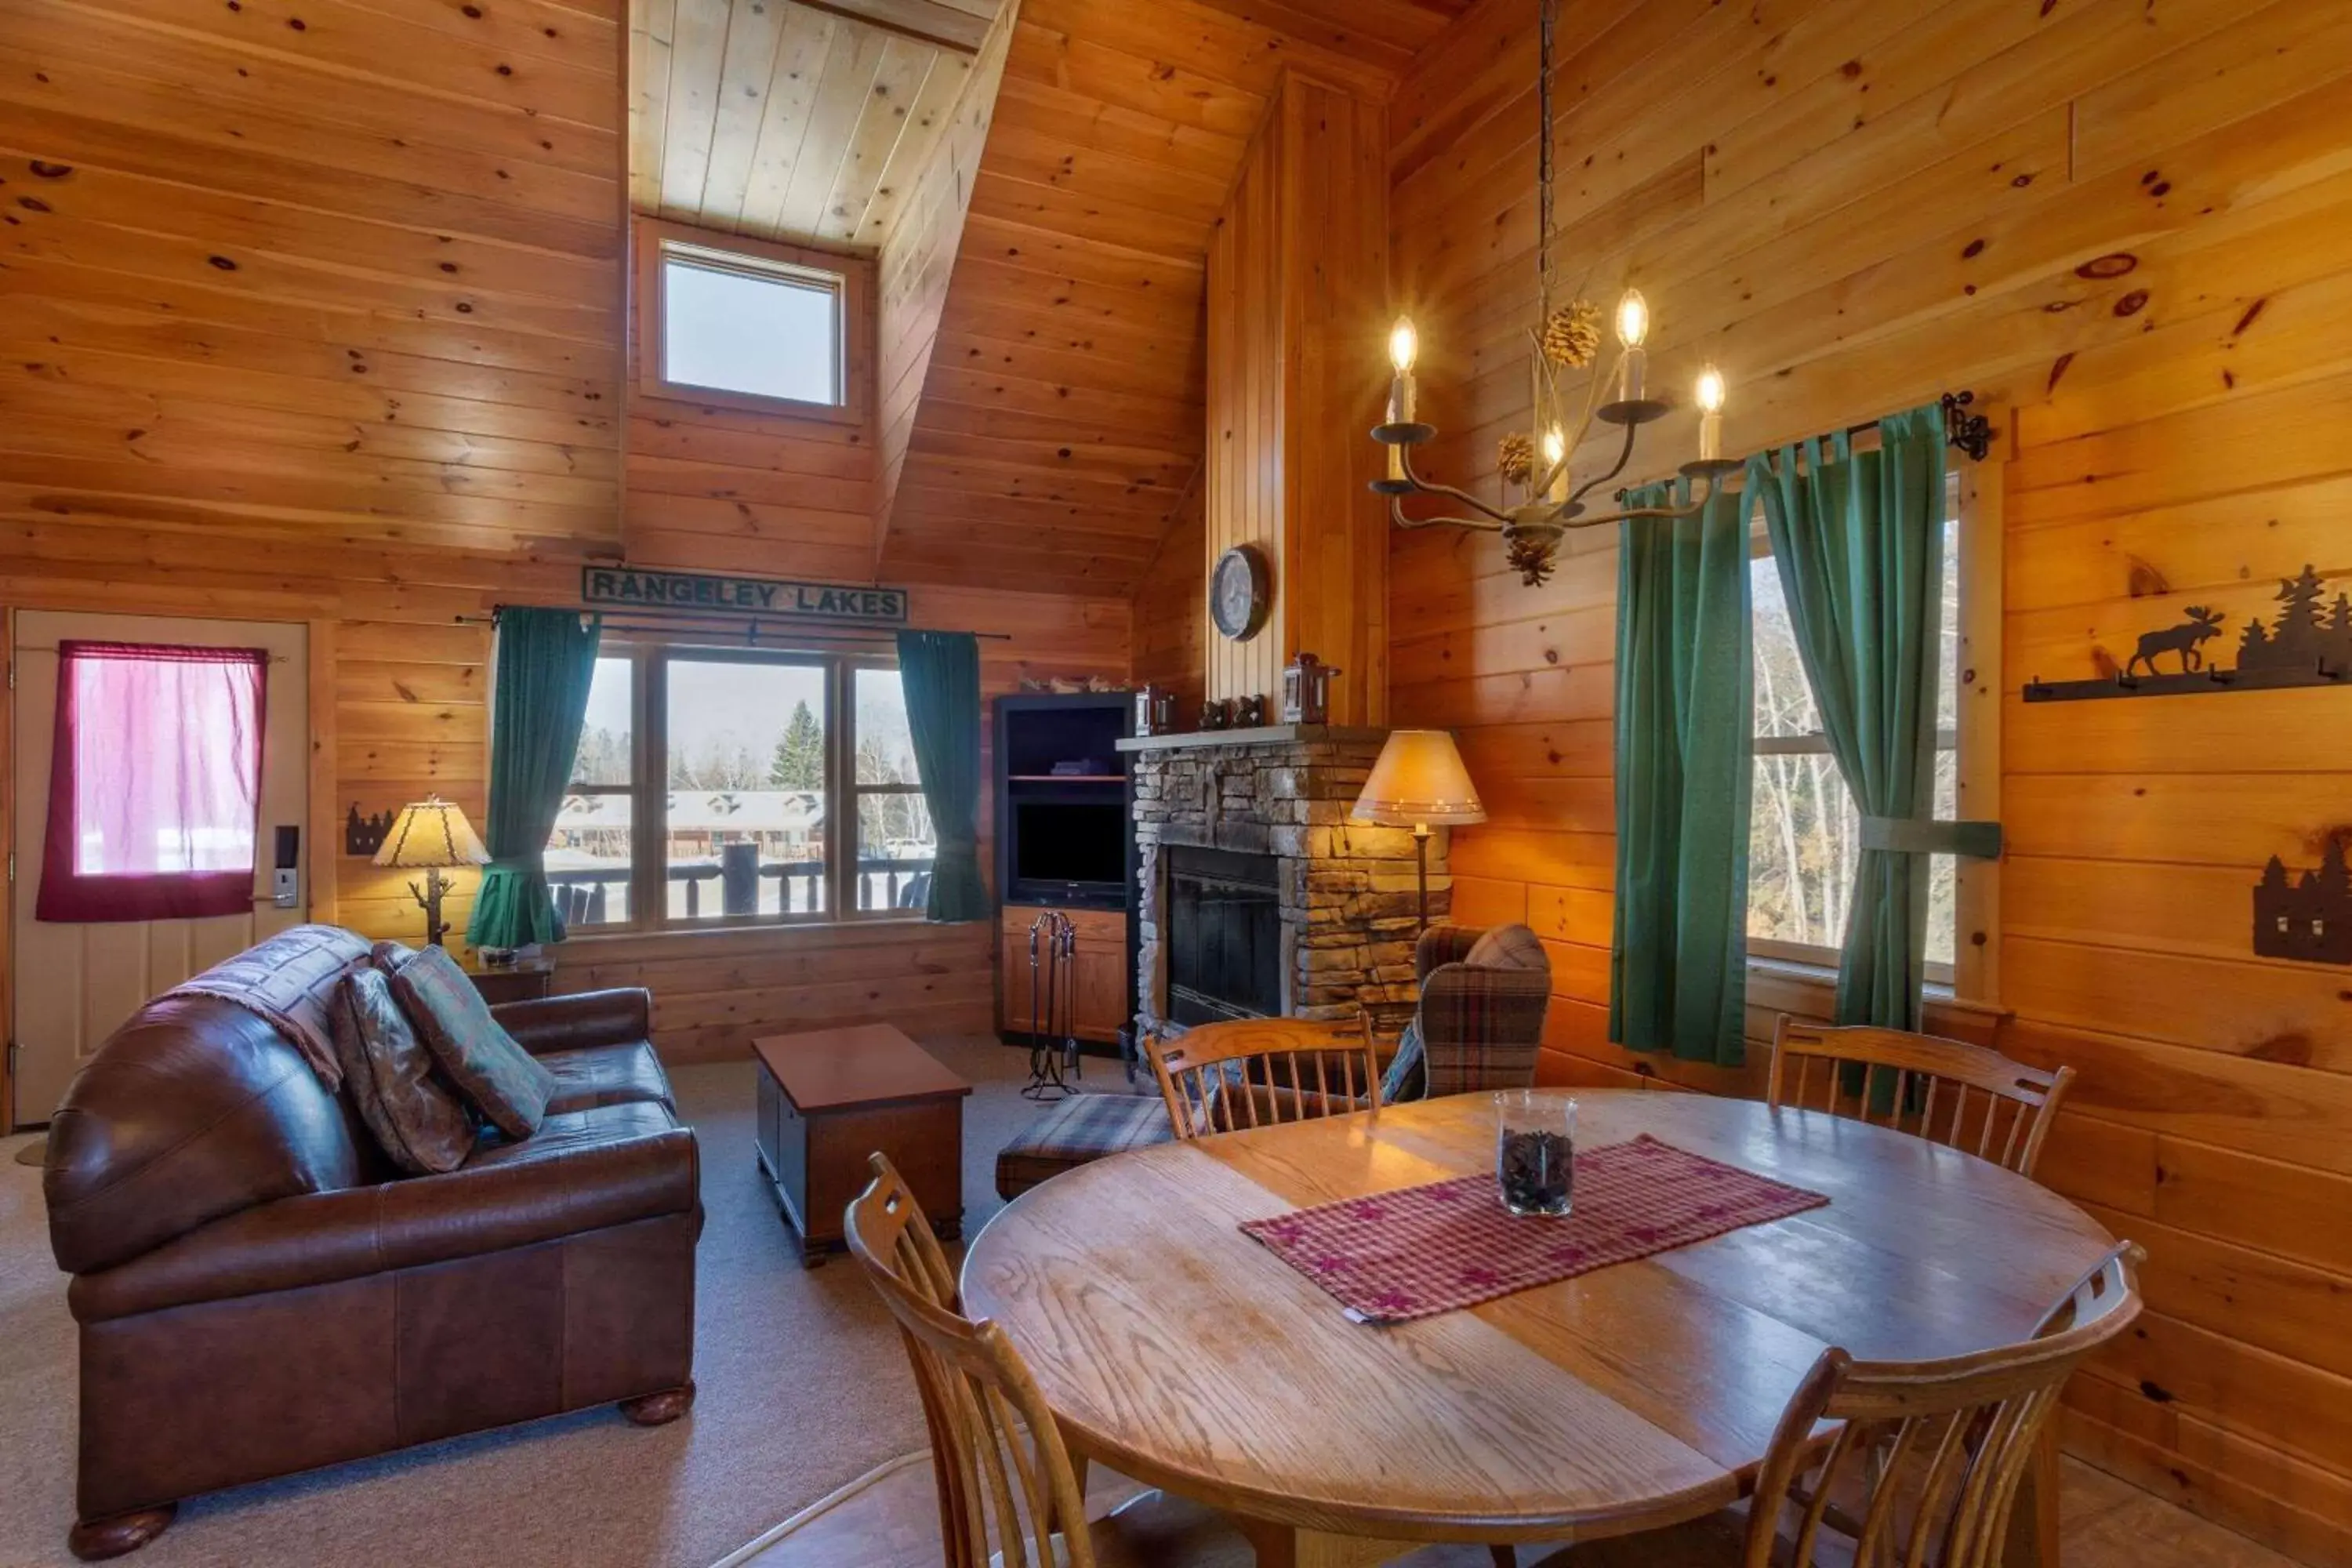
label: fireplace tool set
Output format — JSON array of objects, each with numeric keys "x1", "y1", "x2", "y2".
[{"x1": 1024, "y1": 910, "x2": 1083, "y2": 1102}]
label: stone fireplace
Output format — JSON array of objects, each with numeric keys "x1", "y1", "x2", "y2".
[{"x1": 1118, "y1": 726, "x2": 1450, "y2": 1041}]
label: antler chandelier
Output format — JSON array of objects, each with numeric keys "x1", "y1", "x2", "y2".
[{"x1": 1371, "y1": 0, "x2": 1740, "y2": 586}]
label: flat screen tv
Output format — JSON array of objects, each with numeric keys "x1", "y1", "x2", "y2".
[{"x1": 1009, "y1": 797, "x2": 1127, "y2": 902}]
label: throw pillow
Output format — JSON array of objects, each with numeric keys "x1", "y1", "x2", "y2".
[
  {"x1": 1464, "y1": 924, "x2": 1545, "y2": 972},
  {"x1": 386, "y1": 944, "x2": 555, "y2": 1141},
  {"x1": 370, "y1": 938, "x2": 418, "y2": 975},
  {"x1": 328, "y1": 967, "x2": 474, "y2": 1174},
  {"x1": 1380, "y1": 1017, "x2": 1427, "y2": 1104}
]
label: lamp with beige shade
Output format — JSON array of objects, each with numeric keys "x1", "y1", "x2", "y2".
[
  {"x1": 1350, "y1": 730, "x2": 1486, "y2": 931},
  {"x1": 372, "y1": 795, "x2": 489, "y2": 949}
]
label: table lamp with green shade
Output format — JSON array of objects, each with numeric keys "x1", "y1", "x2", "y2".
[
  {"x1": 372, "y1": 795, "x2": 489, "y2": 949},
  {"x1": 1349, "y1": 729, "x2": 1486, "y2": 931}
]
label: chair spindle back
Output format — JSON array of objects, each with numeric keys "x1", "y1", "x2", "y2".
[
  {"x1": 1748, "y1": 1243, "x2": 2143, "y2": 1568},
  {"x1": 1768, "y1": 1018, "x2": 2075, "y2": 1178},
  {"x1": 1144, "y1": 1014, "x2": 1382, "y2": 1141},
  {"x1": 845, "y1": 1155, "x2": 1092, "y2": 1568}
]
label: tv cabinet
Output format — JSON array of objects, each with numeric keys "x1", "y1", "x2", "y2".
[{"x1": 993, "y1": 692, "x2": 1136, "y2": 1049}]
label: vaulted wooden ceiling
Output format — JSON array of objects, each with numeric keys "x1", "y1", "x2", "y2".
[
  {"x1": 871, "y1": 0, "x2": 1471, "y2": 593},
  {"x1": 631, "y1": 0, "x2": 998, "y2": 252}
]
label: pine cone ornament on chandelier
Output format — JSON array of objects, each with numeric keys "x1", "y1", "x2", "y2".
[
  {"x1": 1540, "y1": 299, "x2": 1603, "y2": 368},
  {"x1": 1497, "y1": 431, "x2": 1536, "y2": 487},
  {"x1": 1505, "y1": 532, "x2": 1558, "y2": 587}
]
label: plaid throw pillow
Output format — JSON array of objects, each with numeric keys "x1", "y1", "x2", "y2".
[
  {"x1": 386, "y1": 945, "x2": 554, "y2": 1141},
  {"x1": 329, "y1": 967, "x2": 474, "y2": 1174}
]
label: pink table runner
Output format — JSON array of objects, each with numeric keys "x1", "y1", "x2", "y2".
[{"x1": 1240, "y1": 1134, "x2": 1830, "y2": 1323}]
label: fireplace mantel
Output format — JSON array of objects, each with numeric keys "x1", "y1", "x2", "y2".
[{"x1": 1116, "y1": 724, "x2": 1389, "y2": 754}]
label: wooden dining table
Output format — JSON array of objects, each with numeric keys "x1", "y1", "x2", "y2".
[{"x1": 960, "y1": 1089, "x2": 2118, "y2": 1568}]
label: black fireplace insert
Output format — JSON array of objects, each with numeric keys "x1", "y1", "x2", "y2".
[{"x1": 1165, "y1": 845, "x2": 1281, "y2": 1025}]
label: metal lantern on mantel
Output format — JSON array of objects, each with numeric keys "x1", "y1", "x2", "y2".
[
  {"x1": 1282, "y1": 653, "x2": 1341, "y2": 725},
  {"x1": 1134, "y1": 684, "x2": 1177, "y2": 737}
]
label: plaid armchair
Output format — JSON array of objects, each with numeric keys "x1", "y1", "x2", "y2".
[{"x1": 1408, "y1": 922, "x2": 1553, "y2": 1098}]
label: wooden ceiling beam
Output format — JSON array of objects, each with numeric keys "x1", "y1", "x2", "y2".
[{"x1": 793, "y1": 0, "x2": 989, "y2": 53}]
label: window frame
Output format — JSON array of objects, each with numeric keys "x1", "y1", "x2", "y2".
[
  {"x1": 1744, "y1": 464, "x2": 1987, "y2": 996},
  {"x1": 632, "y1": 216, "x2": 870, "y2": 426},
  {"x1": 553, "y1": 640, "x2": 929, "y2": 936}
]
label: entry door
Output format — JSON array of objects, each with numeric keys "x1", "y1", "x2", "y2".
[{"x1": 10, "y1": 612, "x2": 309, "y2": 1129}]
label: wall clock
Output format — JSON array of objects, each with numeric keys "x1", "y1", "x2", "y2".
[{"x1": 1210, "y1": 544, "x2": 1271, "y2": 641}]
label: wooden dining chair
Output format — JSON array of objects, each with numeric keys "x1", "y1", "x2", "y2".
[
  {"x1": 1767, "y1": 1018, "x2": 2076, "y2": 1178},
  {"x1": 844, "y1": 1155, "x2": 1249, "y2": 1568},
  {"x1": 1537, "y1": 1242, "x2": 2144, "y2": 1568},
  {"x1": 1143, "y1": 1014, "x2": 1382, "y2": 1140}
]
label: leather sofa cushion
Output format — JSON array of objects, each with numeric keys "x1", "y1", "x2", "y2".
[
  {"x1": 492, "y1": 988, "x2": 654, "y2": 1057},
  {"x1": 68, "y1": 1102, "x2": 698, "y2": 1323},
  {"x1": 46, "y1": 994, "x2": 371, "y2": 1277},
  {"x1": 540, "y1": 1040, "x2": 675, "y2": 1116},
  {"x1": 387, "y1": 946, "x2": 556, "y2": 1141},
  {"x1": 329, "y1": 968, "x2": 473, "y2": 1174}
]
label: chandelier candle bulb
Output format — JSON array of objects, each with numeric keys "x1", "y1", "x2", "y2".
[
  {"x1": 1542, "y1": 428, "x2": 1568, "y2": 503},
  {"x1": 1695, "y1": 365, "x2": 1726, "y2": 463},
  {"x1": 1614, "y1": 290, "x2": 1650, "y2": 403}
]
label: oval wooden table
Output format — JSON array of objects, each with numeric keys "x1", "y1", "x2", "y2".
[{"x1": 960, "y1": 1089, "x2": 2118, "y2": 1568}]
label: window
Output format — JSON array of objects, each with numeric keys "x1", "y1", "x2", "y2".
[
  {"x1": 546, "y1": 645, "x2": 935, "y2": 932},
  {"x1": 36, "y1": 642, "x2": 267, "y2": 922},
  {"x1": 1748, "y1": 472, "x2": 1963, "y2": 981},
  {"x1": 659, "y1": 239, "x2": 843, "y2": 406}
]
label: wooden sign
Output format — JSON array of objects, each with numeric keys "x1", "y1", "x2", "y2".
[
  {"x1": 2026, "y1": 564, "x2": 2352, "y2": 702},
  {"x1": 581, "y1": 567, "x2": 909, "y2": 624}
]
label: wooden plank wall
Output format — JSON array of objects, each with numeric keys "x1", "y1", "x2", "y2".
[
  {"x1": 0, "y1": 0, "x2": 625, "y2": 945},
  {"x1": 1130, "y1": 471, "x2": 1207, "y2": 720},
  {"x1": 0, "y1": 0, "x2": 1129, "y2": 1062},
  {"x1": 1202, "y1": 72, "x2": 1391, "y2": 725},
  {"x1": 624, "y1": 217, "x2": 881, "y2": 583},
  {"x1": 1386, "y1": 0, "x2": 2352, "y2": 1560}
]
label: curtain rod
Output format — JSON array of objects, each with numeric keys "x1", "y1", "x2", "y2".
[{"x1": 456, "y1": 608, "x2": 1014, "y2": 643}]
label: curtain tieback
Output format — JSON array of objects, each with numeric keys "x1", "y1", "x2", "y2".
[
  {"x1": 935, "y1": 833, "x2": 978, "y2": 856},
  {"x1": 481, "y1": 856, "x2": 544, "y2": 876},
  {"x1": 1858, "y1": 816, "x2": 2003, "y2": 860}
]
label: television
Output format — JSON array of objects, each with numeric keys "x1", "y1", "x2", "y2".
[{"x1": 1007, "y1": 796, "x2": 1128, "y2": 904}]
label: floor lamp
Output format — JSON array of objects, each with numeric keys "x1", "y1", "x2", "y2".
[{"x1": 1349, "y1": 730, "x2": 1487, "y2": 931}]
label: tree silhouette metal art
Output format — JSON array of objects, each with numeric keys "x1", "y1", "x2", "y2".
[
  {"x1": 2254, "y1": 840, "x2": 2352, "y2": 967},
  {"x1": 2027, "y1": 564, "x2": 2352, "y2": 702}
]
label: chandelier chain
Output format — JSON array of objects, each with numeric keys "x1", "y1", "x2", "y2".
[{"x1": 1537, "y1": 0, "x2": 1555, "y2": 319}]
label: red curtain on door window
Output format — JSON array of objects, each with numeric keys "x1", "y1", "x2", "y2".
[{"x1": 36, "y1": 641, "x2": 269, "y2": 923}]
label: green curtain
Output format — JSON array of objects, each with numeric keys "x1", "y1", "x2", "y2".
[
  {"x1": 468, "y1": 608, "x2": 601, "y2": 949},
  {"x1": 1753, "y1": 404, "x2": 1947, "y2": 1030},
  {"x1": 895, "y1": 630, "x2": 986, "y2": 923},
  {"x1": 1610, "y1": 466, "x2": 1762, "y2": 1065}
]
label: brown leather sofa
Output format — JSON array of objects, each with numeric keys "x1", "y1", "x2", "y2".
[{"x1": 42, "y1": 937, "x2": 702, "y2": 1561}]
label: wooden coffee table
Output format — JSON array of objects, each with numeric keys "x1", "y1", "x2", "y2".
[{"x1": 752, "y1": 1023, "x2": 972, "y2": 1268}]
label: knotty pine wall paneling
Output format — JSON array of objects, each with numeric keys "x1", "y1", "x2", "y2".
[
  {"x1": 1203, "y1": 71, "x2": 1390, "y2": 726},
  {"x1": 1387, "y1": 0, "x2": 2352, "y2": 1559},
  {"x1": 0, "y1": 0, "x2": 1132, "y2": 1065},
  {"x1": 1130, "y1": 468, "x2": 1207, "y2": 719},
  {"x1": 0, "y1": 0, "x2": 626, "y2": 949}
]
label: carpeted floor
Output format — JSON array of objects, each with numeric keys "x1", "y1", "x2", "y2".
[{"x1": 0, "y1": 1036, "x2": 1141, "y2": 1568}]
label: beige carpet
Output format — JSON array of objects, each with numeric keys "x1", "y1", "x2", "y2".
[{"x1": 0, "y1": 1037, "x2": 1142, "y2": 1568}]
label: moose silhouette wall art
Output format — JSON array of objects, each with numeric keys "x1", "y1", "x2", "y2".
[{"x1": 2026, "y1": 564, "x2": 2352, "y2": 702}]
